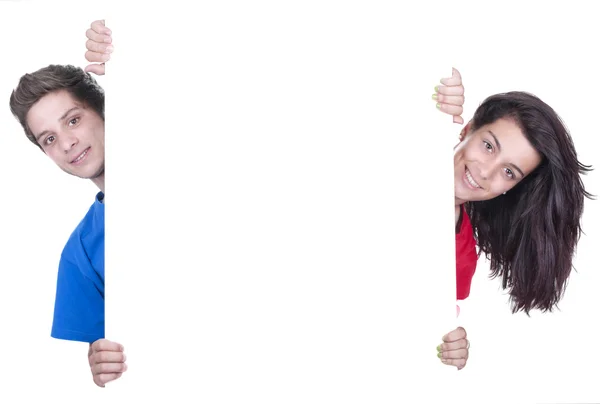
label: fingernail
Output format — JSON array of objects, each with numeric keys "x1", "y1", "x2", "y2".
[
  {"x1": 436, "y1": 345, "x2": 442, "y2": 352},
  {"x1": 431, "y1": 94, "x2": 438, "y2": 101},
  {"x1": 436, "y1": 103, "x2": 441, "y2": 110},
  {"x1": 104, "y1": 37, "x2": 112, "y2": 43},
  {"x1": 105, "y1": 45, "x2": 114, "y2": 54},
  {"x1": 105, "y1": 29, "x2": 112, "y2": 35},
  {"x1": 441, "y1": 359, "x2": 448, "y2": 364},
  {"x1": 437, "y1": 352, "x2": 442, "y2": 358},
  {"x1": 434, "y1": 86, "x2": 439, "y2": 92},
  {"x1": 123, "y1": 354, "x2": 127, "y2": 361},
  {"x1": 119, "y1": 344, "x2": 125, "y2": 351}
]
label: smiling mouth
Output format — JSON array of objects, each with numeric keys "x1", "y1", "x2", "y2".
[
  {"x1": 71, "y1": 147, "x2": 90, "y2": 164},
  {"x1": 465, "y1": 167, "x2": 482, "y2": 189}
]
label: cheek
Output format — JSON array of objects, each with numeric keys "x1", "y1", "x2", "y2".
[
  {"x1": 460, "y1": 142, "x2": 482, "y2": 160},
  {"x1": 487, "y1": 177, "x2": 514, "y2": 195},
  {"x1": 454, "y1": 149, "x2": 466, "y2": 172},
  {"x1": 454, "y1": 141, "x2": 474, "y2": 160},
  {"x1": 93, "y1": 123, "x2": 105, "y2": 142},
  {"x1": 47, "y1": 150, "x2": 63, "y2": 165}
]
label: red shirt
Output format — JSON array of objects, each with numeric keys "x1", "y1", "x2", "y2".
[{"x1": 456, "y1": 204, "x2": 478, "y2": 300}]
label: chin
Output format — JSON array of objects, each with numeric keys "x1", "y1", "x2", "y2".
[
  {"x1": 456, "y1": 190, "x2": 489, "y2": 204},
  {"x1": 472, "y1": 194, "x2": 496, "y2": 203},
  {"x1": 68, "y1": 165, "x2": 103, "y2": 180},
  {"x1": 454, "y1": 190, "x2": 470, "y2": 203}
]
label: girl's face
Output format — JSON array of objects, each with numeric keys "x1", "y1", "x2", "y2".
[{"x1": 454, "y1": 117, "x2": 542, "y2": 204}]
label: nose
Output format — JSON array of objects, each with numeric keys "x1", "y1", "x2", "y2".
[
  {"x1": 60, "y1": 132, "x2": 78, "y2": 153},
  {"x1": 478, "y1": 161, "x2": 502, "y2": 181},
  {"x1": 479, "y1": 160, "x2": 505, "y2": 181},
  {"x1": 479, "y1": 167, "x2": 490, "y2": 180}
]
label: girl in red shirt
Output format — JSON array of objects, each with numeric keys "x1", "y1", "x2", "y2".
[{"x1": 434, "y1": 69, "x2": 593, "y2": 370}]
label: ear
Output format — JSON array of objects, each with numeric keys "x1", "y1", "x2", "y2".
[{"x1": 458, "y1": 120, "x2": 473, "y2": 142}]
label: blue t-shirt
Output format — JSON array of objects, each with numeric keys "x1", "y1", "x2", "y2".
[{"x1": 51, "y1": 192, "x2": 105, "y2": 343}]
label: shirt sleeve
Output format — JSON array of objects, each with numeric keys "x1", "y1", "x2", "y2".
[{"x1": 51, "y1": 256, "x2": 105, "y2": 343}]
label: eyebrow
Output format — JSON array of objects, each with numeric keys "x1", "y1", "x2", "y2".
[
  {"x1": 488, "y1": 130, "x2": 525, "y2": 178},
  {"x1": 35, "y1": 107, "x2": 81, "y2": 142}
]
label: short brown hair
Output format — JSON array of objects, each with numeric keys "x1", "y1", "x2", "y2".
[{"x1": 9, "y1": 64, "x2": 104, "y2": 150}]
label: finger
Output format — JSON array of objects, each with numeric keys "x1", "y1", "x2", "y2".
[
  {"x1": 442, "y1": 326, "x2": 467, "y2": 343},
  {"x1": 85, "y1": 50, "x2": 111, "y2": 63},
  {"x1": 92, "y1": 362, "x2": 128, "y2": 375},
  {"x1": 86, "y1": 28, "x2": 112, "y2": 44},
  {"x1": 437, "y1": 103, "x2": 463, "y2": 117},
  {"x1": 435, "y1": 85, "x2": 464, "y2": 96},
  {"x1": 440, "y1": 358, "x2": 467, "y2": 368},
  {"x1": 440, "y1": 67, "x2": 462, "y2": 86},
  {"x1": 85, "y1": 64, "x2": 106, "y2": 76},
  {"x1": 440, "y1": 338, "x2": 469, "y2": 352},
  {"x1": 86, "y1": 39, "x2": 114, "y2": 54},
  {"x1": 434, "y1": 94, "x2": 464, "y2": 107},
  {"x1": 91, "y1": 339, "x2": 125, "y2": 353},
  {"x1": 91, "y1": 351, "x2": 126, "y2": 365},
  {"x1": 440, "y1": 348, "x2": 468, "y2": 360},
  {"x1": 91, "y1": 19, "x2": 111, "y2": 35},
  {"x1": 453, "y1": 115, "x2": 464, "y2": 125},
  {"x1": 94, "y1": 372, "x2": 123, "y2": 387}
]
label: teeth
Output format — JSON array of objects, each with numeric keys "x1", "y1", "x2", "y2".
[
  {"x1": 74, "y1": 149, "x2": 88, "y2": 162},
  {"x1": 466, "y1": 169, "x2": 481, "y2": 189}
]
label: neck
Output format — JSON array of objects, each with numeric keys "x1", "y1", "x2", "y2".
[{"x1": 92, "y1": 172, "x2": 105, "y2": 194}]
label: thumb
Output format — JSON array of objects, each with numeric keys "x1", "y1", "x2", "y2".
[
  {"x1": 85, "y1": 63, "x2": 106, "y2": 76},
  {"x1": 440, "y1": 67, "x2": 462, "y2": 86}
]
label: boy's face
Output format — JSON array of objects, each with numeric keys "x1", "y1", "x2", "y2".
[{"x1": 26, "y1": 89, "x2": 105, "y2": 182}]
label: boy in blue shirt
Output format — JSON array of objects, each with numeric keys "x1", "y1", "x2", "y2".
[{"x1": 9, "y1": 19, "x2": 125, "y2": 388}]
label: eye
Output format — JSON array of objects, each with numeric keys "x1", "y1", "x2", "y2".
[
  {"x1": 68, "y1": 117, "x2": 80, "y2": 126},
  {"x1": 44, "y1": 135, "x2": 56, "y2": 146},
  {"x1": 504, "y1": 167, "x2": 514, "y2": 179},
  {"x1": 483, "y1": 140, "x2": 493, "y2": 152}
]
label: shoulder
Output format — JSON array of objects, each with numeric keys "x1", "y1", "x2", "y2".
[
  {"x1": 68, "y1": 192, "x2": 104, "y2": 237},
  {"x1": 456, "y1": 204, "x2": 477, "y2": 300},
  {"x1": 456, "y1": 204, "x2": 474, "y2": 239},
  {"x1": 456, "y1": 205, "x2": 477, "y2": 266},
  {"x1": 61, "y1": 192, "x2": 105, "y2": 262}
]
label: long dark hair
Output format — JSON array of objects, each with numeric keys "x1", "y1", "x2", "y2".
[{"x1": 465, "y1": 92, "x2": 594, "y2": 314}]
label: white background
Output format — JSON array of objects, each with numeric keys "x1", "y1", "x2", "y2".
[
  {"x1": 0, "y1": 1, "x2": 598, "y2": 403},
  {"x1": 0, "y1": 1, "x2": 109, "y2": 402}
]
